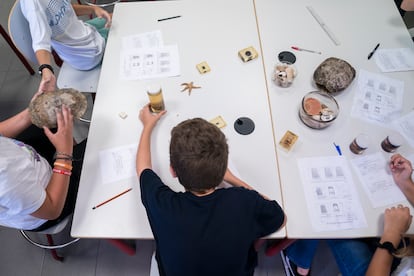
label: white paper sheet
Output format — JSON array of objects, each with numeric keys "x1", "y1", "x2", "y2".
[
  {"x1": 374, "y1": 48, "x2": 414, "y2": 72},
  {"x1": 297, "y1": 156, "x2": 367, "y2": 232},
  {"x1": 351, "y1": 70, "x2": 404, "y2": 126},
  {"x1": 120, "y1": 44, "x2": 180, "y2": 80},
  {"x1": 99, "y1": 144, "x2": 137, "y2": 185},
  {"x1": 392, "y1": 111, "x2": 414, "y2": 149},
  {"x1": 350, "y1": 152, "x2": 405, "y2": 208},
  {"x1": 122, "y1": 30, "x2": 164, "y2": 50}
]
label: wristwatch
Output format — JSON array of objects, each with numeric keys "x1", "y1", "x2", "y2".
[
  {"x1": 38, "y1": 64, "x2": 54, "y2": 75},
  {"x1": 377, "y1": 241, "x2": 397, "y2": 255}
]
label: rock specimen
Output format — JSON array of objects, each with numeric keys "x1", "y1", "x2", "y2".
[
  {"x1": 313, "y1": 57, "x2": 356, "y2": 93},
  {"x1": 29, "y1": 88, "x2": 87, "y2": 128}
]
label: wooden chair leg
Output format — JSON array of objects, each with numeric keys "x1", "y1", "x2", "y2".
[
  {"x1": 106, "y1": 239, "x2": 136, "y2": 256},
  {"x1": 0, "y1": 24, "x2": 35, "y2": 75},
  {"x1": 46, "y1": 234, "x2": 64, "y2": 262}
]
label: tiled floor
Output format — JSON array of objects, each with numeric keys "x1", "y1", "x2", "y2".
[{"x1": 1, "y1": 0, "x2": 413, "y2": 275}]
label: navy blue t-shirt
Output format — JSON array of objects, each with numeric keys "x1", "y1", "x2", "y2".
[{"x1": 140, "y1": 169, "x2": 285, "y2": 276}]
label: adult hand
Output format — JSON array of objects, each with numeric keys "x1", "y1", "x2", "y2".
[
  {"x1": 38, "y1": 70, "x2": 56, "y2": 93},
  {"x1": 43, "y1": 105, "x2": 73, "y2": 155},
  {"x1": 383, "y1": 205, "x2": 412, "y2": 238},
  {"x1": 94, "y1": 6, "x2": 112, "y2": 28},
  {"x1": 139, "y1": 103, "x2": 166, "y2": 130},
  {"x1": 390, "y1": 154, "x2": 413, "y2": 190}
]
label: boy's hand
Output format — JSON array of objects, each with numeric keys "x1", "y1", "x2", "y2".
[
  {"x1": 93, "y1": 6, "x2": 112, "y2": 28},
  {"x1": 38, "y1": 71, "x2": 56, "y2": 93},
  {"x1": 139, "y1": 103, "x2": 166, "y2": 130},
  {"x1": 43, "y1": 105, "x2": 74, "y2": 155}
]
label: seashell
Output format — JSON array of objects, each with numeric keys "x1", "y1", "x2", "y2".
[{"x1": 29, "y1": 88, "x2": 87, "y2": 128}]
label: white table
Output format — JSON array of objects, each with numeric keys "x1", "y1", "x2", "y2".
[
  {"x1": 71, "y1": 0, "x2": 285, "y2": 239},
  {"x1": 255, "y1": 0, "x2": 414, "y2": 238}
]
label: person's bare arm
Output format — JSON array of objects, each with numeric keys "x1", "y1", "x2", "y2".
[
  {"x1": 30, "y1": 105, "x2": 74, "y2": 219},
  {"x1": 136, "y1": 104, "x2": 166, "y2": 177},
  {"x1": 366, "y1": 206, "x2": 412, "y2": 276},
  {"x1": 390, "y1": 154, "x2": 414, "y2": 206},
  {"x1": 72, "y1": 4, "x2": 112, "y2": 27},
  {"x1": 223, "y1": 168, "x2": 271, "y2": 200},
  {"x1": 0, "y1": 109, "x2": 32, "y2": 138},
  {"x1": 35, "y1": 49, "x2": 56, "y2": 93},
  {"x1": 401, "y1": 0, "x2": 414, "y2": 11},
  {"x1": 223, "y1": 168, "x2": 254, "y2": 190}
]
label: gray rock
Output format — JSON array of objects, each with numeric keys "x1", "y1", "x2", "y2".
[
  {"x1": 29, "y1": 88, "x2": 87, "y2": 128},
  {"x1": 313, "y1": 57, "x2": 356, "y2": 93}
]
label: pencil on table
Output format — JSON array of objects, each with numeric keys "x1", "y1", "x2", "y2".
[{"x1": 92, "y1": 188, "x2": 133, "y2": 210}]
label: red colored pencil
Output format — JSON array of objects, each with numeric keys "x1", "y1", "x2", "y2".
[{"x1": 92, "y1": 188, "x2": 132, "y2": 210}]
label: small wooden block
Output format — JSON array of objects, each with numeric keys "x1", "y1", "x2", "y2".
[
  {"x1": 196, "y1": 61, "x2": 211, "y2": 74},
  {"x1": 238, "y1": 46, "x2": 258, "y2": 62},
  {"x1": 209, "y1": 116, "x2": 227, "y2": 129},
  {"x1": 279, "y1": 130, "x2": 298, "y2": 151}
]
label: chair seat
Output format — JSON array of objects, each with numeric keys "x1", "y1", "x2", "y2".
[
  {"x1": 35, "y1": 216, "x2": 71, "y2": 235},
  {"x1": 57, "y1": 62, "x2": 101, "y2": 93}
]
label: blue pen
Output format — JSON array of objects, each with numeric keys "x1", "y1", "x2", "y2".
[{"x1": 333, "y1": 143, "x2": 342, "y2": 156}]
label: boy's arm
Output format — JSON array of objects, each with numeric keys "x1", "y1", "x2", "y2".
[
  {"x1": 136, "y1": 104, "x2": 166, "y2": 177},
  {"x1": 223, "y1": 168, "x2": 254, "y2": 190},
  {"x1": 72, "y1": 4, "x2": 112, "y2": 28},
  {"x1": 223, "y1": 168, "x2": 271, "y2": 200},
  {"x1": 0, "y1": 108, "x2": 32, "y2": 138}
]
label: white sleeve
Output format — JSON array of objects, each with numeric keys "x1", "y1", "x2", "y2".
[{"x1": 20, "y1": 0, "x2": 52, "y2": 53}]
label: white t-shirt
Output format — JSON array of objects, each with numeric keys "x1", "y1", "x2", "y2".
[
  {"x1": 20, "y1": 0, "x2": 105, "y2": 70},
  {"x1": 0, "y1": 136, "x2": 50, "y2": 230}
]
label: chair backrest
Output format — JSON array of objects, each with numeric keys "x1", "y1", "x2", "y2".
[{"x1": 8, "y1": 0, "x2": 37, "y2": 65}]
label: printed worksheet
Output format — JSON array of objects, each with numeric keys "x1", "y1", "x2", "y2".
[
  {"x1": 298, "y1": 156, "x2": 367, "y2": 232},
  {"x1": 351, "y1": 70, "x2": 404, "y2": 126},
  {"x1": 120, "y1": 30, "x2": 180, "y2": 80},
  {"x1": 374, "y1": 48, "x2": 414, "y2": 72},
  {"x1": 350, "y1": 152, "x2": 405, "y2": 208},
  {"x1": 122, "y1": 30, "x2": 164, "y2": 50},
  {"x1": 99, "y1": 144, "x2": 137, "y2": 184},
  {"x1": 392, "y1": 111, "x2": 414, "y2": 149},
  {"x1": 120, "y1": 44, "x2": 180, "y2": 80}
]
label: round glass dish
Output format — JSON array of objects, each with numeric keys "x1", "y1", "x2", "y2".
[{"x1": 299, "y1": 91, "x2": 339, "y2": 129}]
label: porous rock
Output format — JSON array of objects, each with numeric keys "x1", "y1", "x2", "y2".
[
  {"x1": 313, "y1": 57, "x2": 356, "y2": 93},
  {"x1": 29, "y1": 88, "x2": 87, "y2": 128}
]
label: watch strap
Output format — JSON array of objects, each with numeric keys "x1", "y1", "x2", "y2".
[
  {"x1": 38, "y1": 64, "x2": 54, "y2": 75},
  {"x1": 377, "y1": 241, "x2": 397, "y2": 255}
]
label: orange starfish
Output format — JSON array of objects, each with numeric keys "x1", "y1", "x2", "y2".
[{"x1": 181, "y1": 82, "x2": 201, "y2": 95}]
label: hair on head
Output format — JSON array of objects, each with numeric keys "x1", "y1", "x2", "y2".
[{"x1": 169, "y1": 118, "x2": 228, "y2": 193}]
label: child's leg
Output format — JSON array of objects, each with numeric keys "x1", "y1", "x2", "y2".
[{"x1": 285, "y1": 239, "x2": 319, "y2": 275}]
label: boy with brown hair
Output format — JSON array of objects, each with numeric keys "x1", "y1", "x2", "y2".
[{"x1": 136, "y1": 104, "x2": 286, "y2": 276}]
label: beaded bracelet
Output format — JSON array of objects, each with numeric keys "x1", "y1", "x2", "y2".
[
  {"x1": 52, "y1": 168, "x2": 72, "y2": 176},
  {"x1": 54, "y1": 152, "x2": 73, "y2": 158},
  {"x1": 53, "y1": 152, "x2": 80, "y2": 162},
  {"x1": 53, "y1": 162, "x2": 73, "y2": 171}
]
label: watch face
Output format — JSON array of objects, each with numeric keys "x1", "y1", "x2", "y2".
[{"x1": 378, "y1": 241, "x2": 396, "y2": 254}]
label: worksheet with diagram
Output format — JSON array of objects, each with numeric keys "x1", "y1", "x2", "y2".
[{"x1": 298, "y1": 156, "x2": 367, "y2": 232}]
